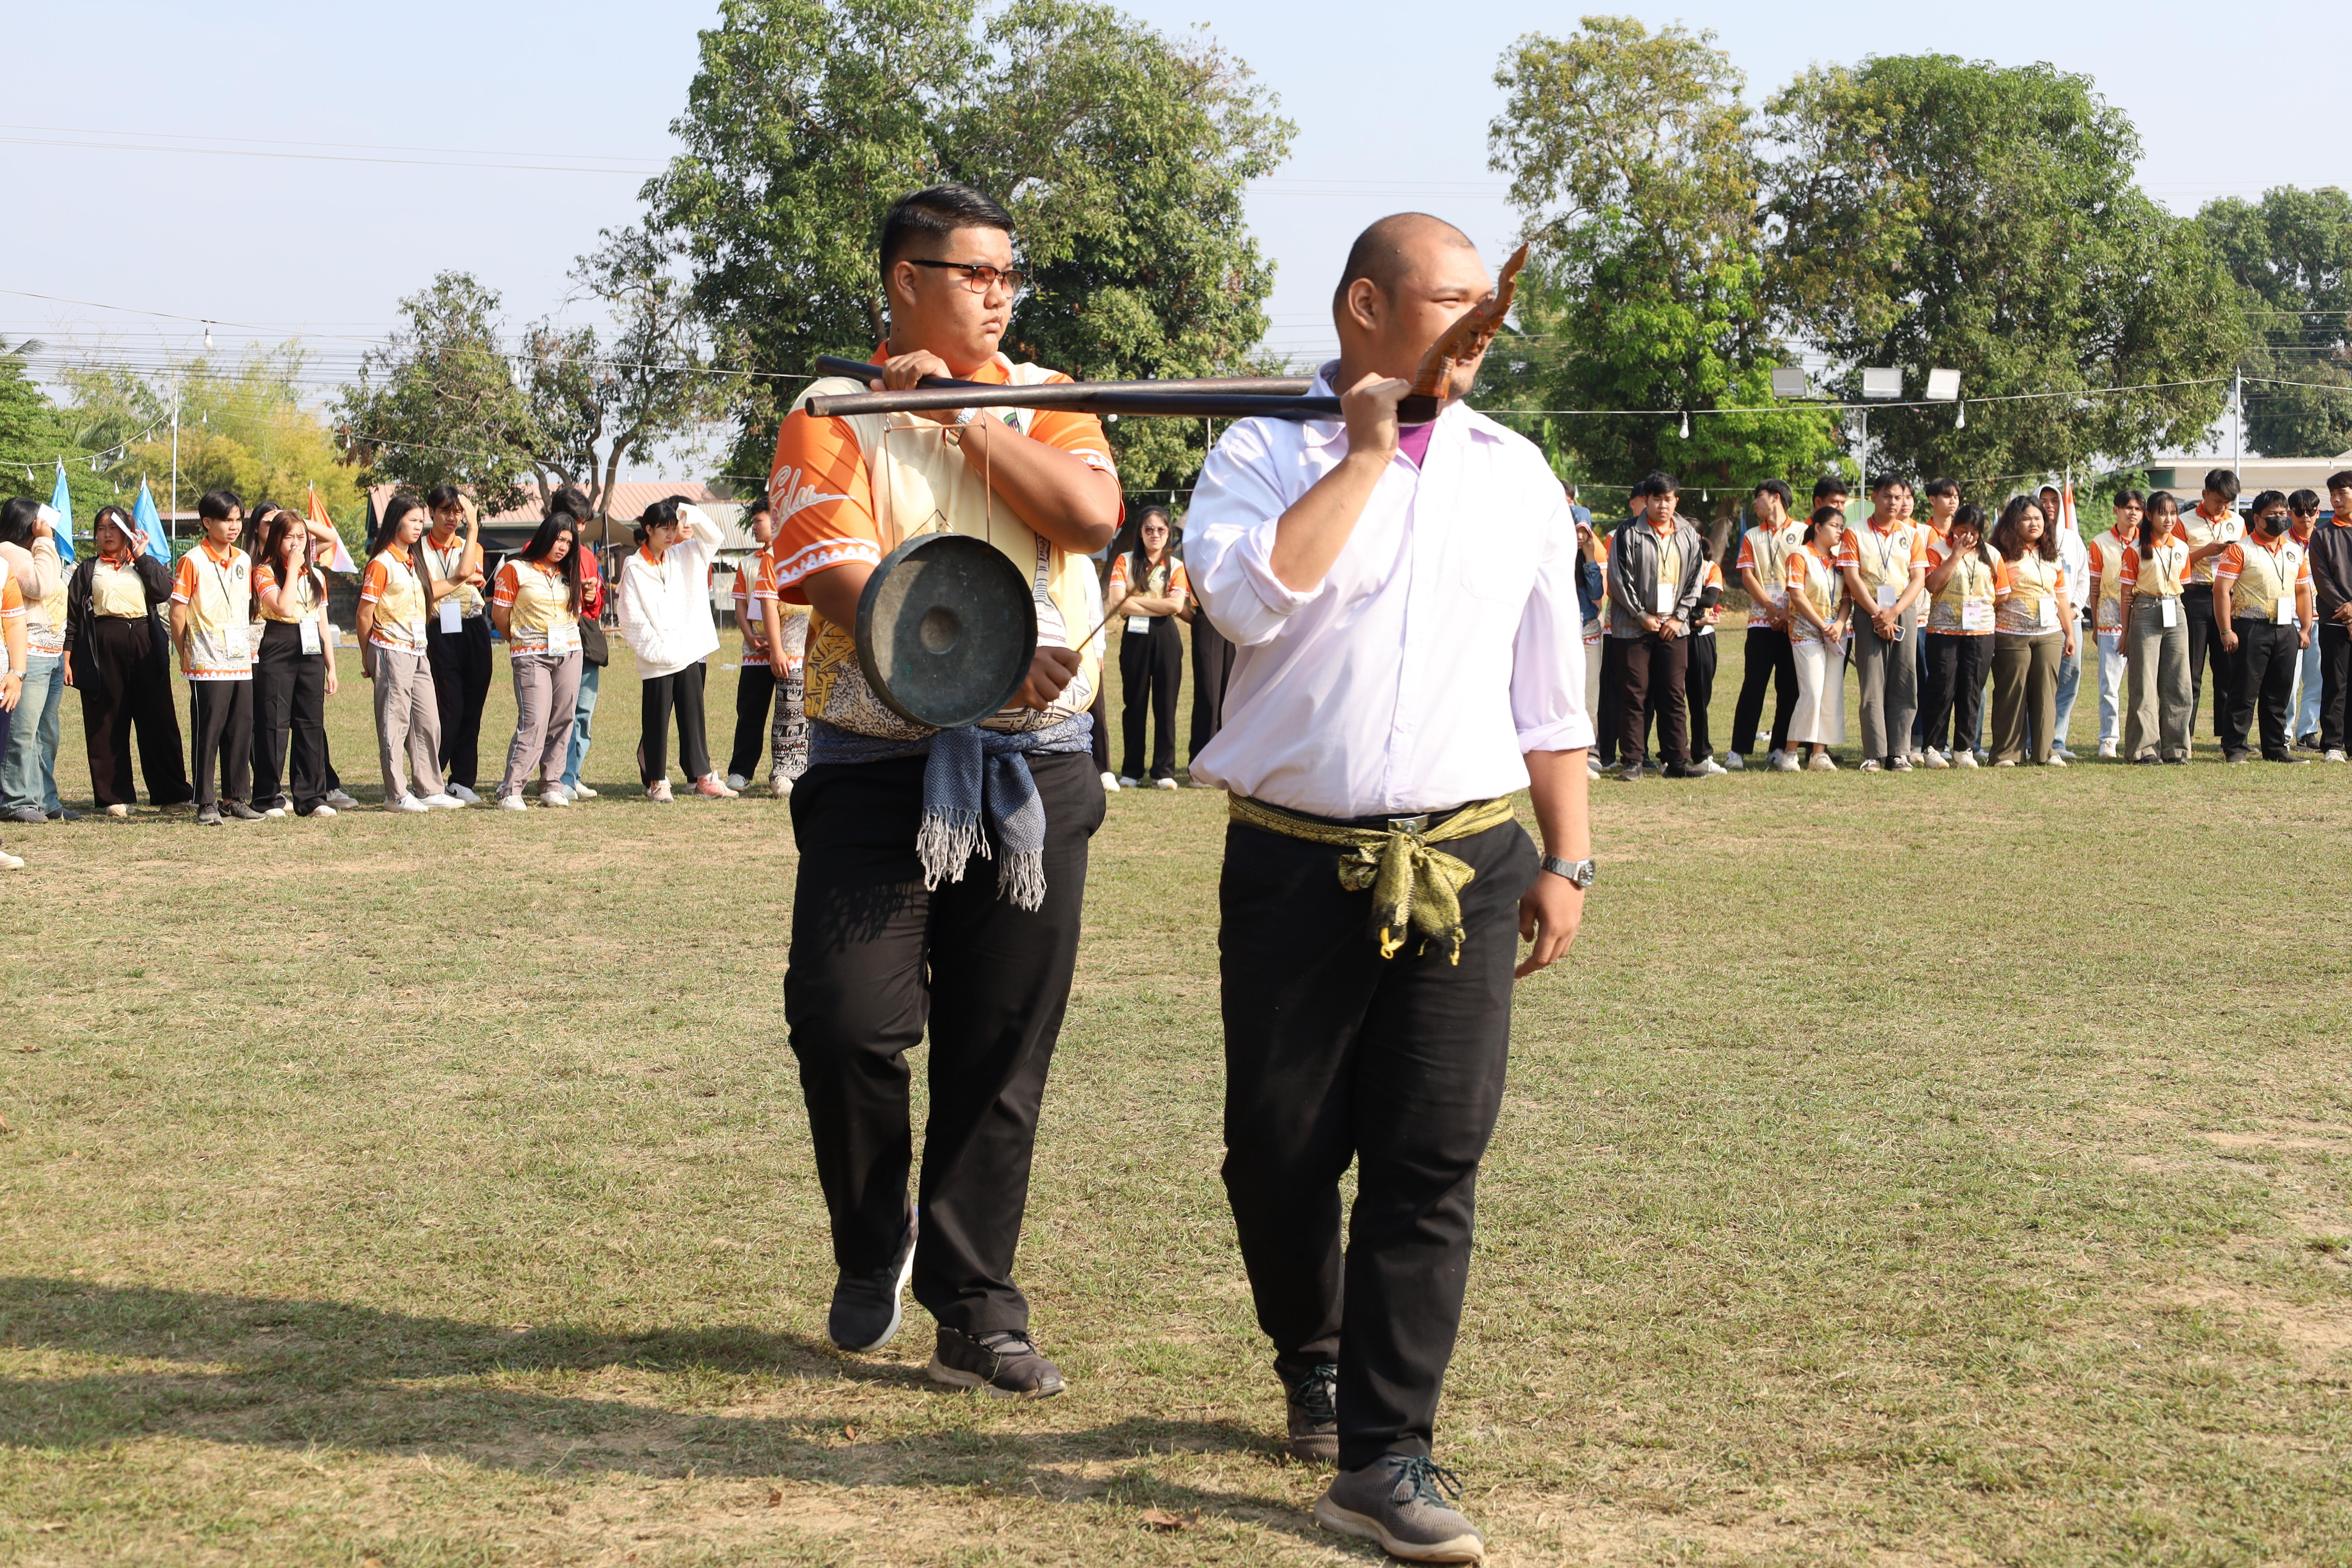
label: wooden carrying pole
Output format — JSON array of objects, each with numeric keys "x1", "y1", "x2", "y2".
[{"x1": 804, "y1": 357, "x2": 1338, "y2": 422}]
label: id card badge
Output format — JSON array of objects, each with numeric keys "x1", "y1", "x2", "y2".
[
  {"x1": 1125, "y1": 615, "x2": 1150, "y2": 635},
  {"x1": 2037, "y1": 598, "x2": 2059, "y2": 631},
  {"x1": 299, "y1": 619, "x2": 322, "y2": 656},
  {"x1": 1961, "y1": 600, "x2": 1994, "y2": 633},
  {"x1": 1653, "y1": 579, "x2": 1675, "y2": 615},
  {"x1": 547, "y1": 619, "x2": 580, "y2": 655},
  {"x1": 439, "y1": 602, "x2": 461, "y2": 635},
  {"x1": 2161, "y1": 597, "x2": 2179, "y2": 629},
  {"x1": 1876, "y1": 584, "x2": 1899, "y2": 610},
  {"x1": 2275, "y1": 595, "x2": 2297, "y2": 626}
]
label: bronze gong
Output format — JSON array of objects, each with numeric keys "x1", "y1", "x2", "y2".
[{"x1": 854, "y1": 531, "x2": 1038, "y2": 729}]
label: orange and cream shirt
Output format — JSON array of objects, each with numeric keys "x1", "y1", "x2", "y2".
[
  {"x1": 1784, "y1": 541, "x2": 1845, "y2": 645},
  {"x1": 1925, "y1": 536, "x2": 1997, "y2": 635},
  {"x1": 1835, "y1": 517, "x2": 1929, "y2": 612},
  {"x1": 2215, "y1": 531, "x2": 2312, "y2": 624},
  {"x1": 90, "y1": 556, "x2": 150, "y2": 619},
  {"x1": 24, "y1": 534, "x2": 66, "y2": 658},
  {"x1": 170, "y1": 539, "x2": 254, "y2": 679},
  {"x1": 1105, "y1": 549, "x2": 1190, "y2": 635},
  {"x1": 420, "y1": 529, "x2": 485, "y2": 617},
  {"x1": 1695, "y1": 560, "x2": 1725, "y2": 637},
  {"x1": 251, "y1": 562, "x2": 325, "y2": 626},
  {"x1": 765, "y1": 347, "x2": 1118, "y2": 739},
  {"x1": 360, "y1": 545, "x2": 429, "y2": 654},
  {"x1": 0, "y1": 576, "x2": 21, "y2": 678},
  {"x1": 492, "y1": 556, "x2": 580, "y2": 655},
  {"x1": 2118, "y1": 532, "x2": 2190, "y2": 599},
  {"x1": 1992, "y1": 553, "x2": 2068, "y2": 636},
  {"x1": 2181, "y1": 503, "x2": 2242, "y2": 586},
  {"x1": 1735, "y1": 521, "x2": 1804, "y2": 624},
  {"x1": 2083, "y1": 527, "x2": 2138, "y2": 632},
  {"x1": 731, "y1": 550, "x2": 779, "y2": 669}
]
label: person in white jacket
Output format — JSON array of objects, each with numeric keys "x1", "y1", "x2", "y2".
[{"x1": 616, "y1": 497, "x2": 737, "y2": 801}]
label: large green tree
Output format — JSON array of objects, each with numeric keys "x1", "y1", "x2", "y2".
[
  {"x1": 0, "y1": 341, "x2": 110, "y2": 525},
  {"x1": 1484, "y1": 17, "x2": 1841, "y2": 533},
  {"x1": 1765, "y1": 55, "x2": 2241, "y2": 487},
  {"x1": 2197, "y1": 185, "x2": 2352, "y2": 459},
  {"x1": 642, "y1": 0, "x2": 1293, "y2": 493}
]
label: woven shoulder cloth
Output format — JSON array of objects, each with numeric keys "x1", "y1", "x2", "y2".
[{"x1": 1228, "y1": 794, "x2": 1518, "y2": 964}]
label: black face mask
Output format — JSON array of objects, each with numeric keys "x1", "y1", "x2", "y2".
[{"x1": 2261, "y1": 513, "x2": 2289, "y2": 537}]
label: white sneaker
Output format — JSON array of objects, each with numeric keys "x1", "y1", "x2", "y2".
[
  {"x1": 1888, "y1": 755, "x2": 1914, "y2": 772},
  {"x1": 771, "y1": 776, "x2": 794, "y2": 799},
  {"x1": 420, "y1": 793, "x2": 464, "y2": 809},
  {"x1": 325, "y1": 789, "x2": 359, "y2": 810},
  {"x1": 725, "y1": 773, "x2": 750, "y2": 792},
  {"x1": 2327, "y1": 749, "x2": 2347, "y2": 763},
  {"x1": 1807, "y1": 752, "x2": 1837, "y2": 772},
  {"x1": 1154, "y1": 776, "x2": 1178, "y2": 790},
  {"x1": 1771, "y1": 751, "x2": 1800, "y2": 773},
  {"x1": 569, "y1": 782, "x2": 599, "y2": 798},
  {"x1": 2097, "y1": 740, "x2": 2119, "y2": 759},
  {"x1": 1700, "y1": 758, "x2": 1727, "y2": 776},
  {"x1": 387, "y1": 795, "x2": 430, "y2": 813},
  {"x1": 1923, "y1": 748, "x2": 1949, "y2": 769},
  {"x1": 2047, "y1": 754, "x2": 2067, "y2": 767},
  {"x1": 540, "y1": 789, "x2": 570, "y2": 808},
  {"x1": 647, "y1": 780, "x2": 674, "y2": 803},
  {"x1": 262, "y1": 805, "x2": 288, "y2": 819},
  {"x1": 1116, "y1": 775, "x2": 1139, "y2": 788},
  {"x1": 1724, "y1": 752, "x2": 1745, "y2": 771},
  {"x1": 496, "y1": 793, "x2": 530, "y2": 812},
  {"x1": 303, "y1": 804, "x2": 338, "y2": 819},
  {"x1": 0, "y1": 849, "x2": 21, "y2": 870},
  {"x1": 1859, "y1": 758, "x2": 1882, "y2": 772},
  {"x1": 446, "y1": 783, "x2": 481, "y2": 804},
  {"x1": 1955, "y1": 750, "x2": 1979, "y2": 769},
  {"x1": 104, "y1": 803, "x2": 131, "y2": 818},
  {"x1": 1101, "y1": 770, "x2": 1121, "y2": 792}
]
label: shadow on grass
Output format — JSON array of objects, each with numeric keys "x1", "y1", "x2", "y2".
[{"x1": 0, "y1": 1276, "x2": 1324, "y2": 1540}]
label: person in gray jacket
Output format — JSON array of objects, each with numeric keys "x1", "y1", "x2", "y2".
[{"x1": 1605, "y1": 471, "x2": 1709, "y2": 781}]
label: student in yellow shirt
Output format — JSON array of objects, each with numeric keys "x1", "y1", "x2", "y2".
[
  {"x1": 490, "y1": 511, "x2": 587, "y2": 808},
  {"x1": 1988, "y1": 494, "x2": 2078, "y2": 766},
  {"x1": 1784, "y1": 507, "x2": 1851, "y2": 771},
  {"x1": 168, "y1": 489, "x2": 266, "y2": 823},
  {"x1": 0, "y1": 573, "x2": 24, "y2": 867},
  {"x1": 0, "y1": 496, "x2": 69, "y2": 824},
  {"x1": 64, "y1": 505, "x2": 191, "y2": 815},
  {"x1": 2082, "y1": 491, "x2": 2142, "y2": 758},
  {"x1": 2118, "y1": 492, "x2": 2194, "y2": 763},
  {"x1": 357, "y1": 495, "x2": 462, "y2": 812},
  {"x1": 2213, "y1": 488, "x2": 2316, "y2": 764},
  {"x1": 420, "y1": 485, "x2": 492, "y2": 802},
  {"x1": 1919, "y1": 503, "x2": 1996, "y2": 769}
]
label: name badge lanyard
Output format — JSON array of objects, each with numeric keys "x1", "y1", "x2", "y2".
[
  {"x1": 432, "y1": 540, "x2": 465, "y2": 634},
  {"x1": 1865, "y1": 526, "x2": 1906, "y2": 610},
  {"x1": 204, "y1": 551, "x2": 248, "y2": 658}
]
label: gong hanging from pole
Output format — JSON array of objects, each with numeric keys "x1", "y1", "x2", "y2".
[{"x1": 855, "y1": 531, "x2": 1038, "y2": 729}]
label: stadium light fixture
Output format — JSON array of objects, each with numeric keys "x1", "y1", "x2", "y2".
[
  {"x1": 1861, "y1": 367, "x2": 1903, "y2": 400},
  {"x1": 1770, "y1": 364, "x2": 1810, "y2": 399}
]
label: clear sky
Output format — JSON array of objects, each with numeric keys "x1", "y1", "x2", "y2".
[{"x1": 3, "y1": 1, "x2": 2340, "y2": 407}]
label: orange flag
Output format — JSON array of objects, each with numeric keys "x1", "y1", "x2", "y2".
[{"x1": 309, "y1": 485, "x2": 357, "y2": 573}]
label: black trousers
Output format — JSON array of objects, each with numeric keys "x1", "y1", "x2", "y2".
[
  {"x1": 1220, "y1": 808, "x2": 1533, "y2": 1470},
  {"x1": 1190, "y1": 611, "x2": 1234, "y2": 761},
  {"x1": 2185, "y1": 590, "x2": 2234, "y2": 741},
  {"x1": 1919, "y1": 633, "x2": 1994, "y2": 757},
  {"x1": 729, "y1": 660, "x2": 777, "y2": 781},
  {"x1": 78, "y1": 618, "x2": 191, "y2": 808},
  {"x1": 1087, "y1": 685, "x2": 1111, "y2": 775},
  {"x1": 785, "y1": 749, "x2": 1104, "y2": 1333},
  {"x1": 1686, "y1": 632, "x2": 1718, "y2": 760},
  {"x1": 426, "y1": 613, "x2": 494, "y2": 789},
  {"x1": 1617, "y1": 632, "x2": 1690, "y2": 768},
  {"x1": 1594, "y1": 635, "x2": 1625, "y2": 763},
  {"x1": 252, "y1": 622, "x2": 329, "y2": 814},
  {"x1": 1729, "y1": 624, "x2": 1797, "y2": 757},
  {"x1": 189, "y1": 678, "x2": 253, "y2": 807},
  {"x1": 639, "y1": 662, "x2": 710, "y2": 784},
  {"x1": 1119, "y1": 617, "x2": 1183, "y2": 781},
  {"x1": 2319, "y1": 621, "x2": 2352, "y2": 752},
  {"x1": 2223, "y1": 617, "x2": 2301, "y2": 759}
]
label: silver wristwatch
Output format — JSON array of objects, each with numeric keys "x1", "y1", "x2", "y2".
[{"x1": 1541, "y1": 855, "x2": 1596, "y2": 888}]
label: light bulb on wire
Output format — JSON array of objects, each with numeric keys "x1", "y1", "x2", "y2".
[
  {"x1": 1955, "y1": 401, "x2": 1967, "y2": 429},
  {"x1": 203, "y1": 323, "x2": 213, "y2": 351},
  {"x1": 1678, "y1": 410, "x2": 1690, "y2": 439}
]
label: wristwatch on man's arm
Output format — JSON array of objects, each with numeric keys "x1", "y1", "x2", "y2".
[{"x1": 1540, "y1": 855, "x2": 1596, "y2": 889}]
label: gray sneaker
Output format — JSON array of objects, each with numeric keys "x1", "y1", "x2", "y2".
[
  {"x1": 1278, "y1": 1361, "x2": 1338, "y2": 1463},
  {"x1": 926, "y1": 1326, "x2": 1065, "y2": 1400},
  {"x1": 827, "y1": 1213, "x2": 917, "y2": 1353},
  {"x1": 1314, "y1": 1455, "x2": 1485, "y2": 1563}
]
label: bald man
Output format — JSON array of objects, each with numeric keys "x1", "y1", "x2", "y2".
[{"x1": 1187, "y1": 213, "x2": 1594, "y2": 1565}]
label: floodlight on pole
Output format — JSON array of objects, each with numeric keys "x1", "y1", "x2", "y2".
[
  {"x1": 1861, "y1": 367, "x2": 1903, "y2": 401},
  {"x1": 1924, "y1": 368, "x2": 1961, "y2": 402},
  {"x1": 1770, "y1": 364, "x2": 1810, "y2": 399}
]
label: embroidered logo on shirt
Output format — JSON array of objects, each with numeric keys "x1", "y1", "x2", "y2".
[{"x1": 769, "y1": 464, "x2": 853, "y2": 524}]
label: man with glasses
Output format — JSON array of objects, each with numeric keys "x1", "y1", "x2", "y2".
[{"x1": 765, "y1": 184, "x2": 1121, "y2": 1399}]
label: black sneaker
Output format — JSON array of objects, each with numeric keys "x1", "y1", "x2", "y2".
[
  {"x1": 827, "y1": 1213, "x2": 917, "y2": 1353},
  {"x1": 1314, "y1": 1455, "x2": 1485, "y2": 1564},
  {"x1": 195, "y1": 804, "x2": 223, "y2": 826},
  {"x1": 46, "y1": 807, "x2": 80, "y2": 822},
  {"x1": 1278, "y1": 1361, "x2": 1338, "y2": 1463},
  {"x1": 224, "y1": 801, "x2": 266, "y2": 821},
  {"x1": 926, "y1": 1326, "x2": 1065, "y2": 1400}
]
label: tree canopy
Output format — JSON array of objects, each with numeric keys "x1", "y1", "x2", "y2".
[
  {"x1": 2198, "y1": 185, "x2": 2352, "y2": 459},
  {"x1": 0, "y1": 343, "x2": 109, "y2": 524},
  {"x1": 642, "y1": 0, "x2": 1294, "y2": 494}
]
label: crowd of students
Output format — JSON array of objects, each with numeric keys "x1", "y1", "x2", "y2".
[
  {"x1": 1581, "y1": 466, "x2": 2352, "y2": 778},
  {"x1": 0, "y1": 483, "x2": 812, "y2": 868}
]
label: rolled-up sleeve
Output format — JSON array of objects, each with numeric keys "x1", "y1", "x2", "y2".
[
  {"x1": 1511, "y1": 486, "x2": 1596, "y2": 753},
  {"x1": 1183, "y1": 421, "x2": 1318, "y2": 648}
]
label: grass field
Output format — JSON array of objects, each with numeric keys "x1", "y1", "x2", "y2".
[{"x1": 5, "y1": 628, "x2": 2351, "y2": 1566}]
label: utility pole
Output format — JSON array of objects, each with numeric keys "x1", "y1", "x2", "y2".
[
  {"x1": 2231, "y1": 368, "x2": 2243, "y2": 479},
  {"x1": 168, "y1": 374, "x2": 180, "y2": 554}
]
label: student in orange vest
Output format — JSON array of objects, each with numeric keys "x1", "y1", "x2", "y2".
[
  {"x1": 2213, "y1": 488, "x2": 2316, "y2": 764},
  {"x1": 1784, "y1": 506, "x2": 1851, "y2": 771},
  {"x1": 2179, "y1": 468, "x2": 2244, "y2": 745},
  {"x1": 1726, "y1": 479, "x2": 1801, "y2": 772},
  {"x1": 726, "y1": 499, "x2": 782, "y2": 793},
  {"x1": 167, "y1": 490, "x2": 266, "y2": 823},
  {"x1": 420, "y1": 485, "x2": 492, "y2": 803},
  {"x1": 490, "y1": 511, "x2": 588, "y2": 808},
  {"x1": 357, "y1": 494, "x2": 463, "y2": 812},
  {"x1": 2082, "y1": 490, "x2": 2141, "y2": 758},
  {"x1": 1918, "y1": 503, "x2": 1996, "y2": 769},
  {"x1": 1987, "y1": 493, "x2": 2078, "y2": 767},
  {"x1": 1836, "y1": 474, "x2": 1929, "y2": 771},
  {"x1": 2118, "y1": 492, "x2": 2194, "y2": 764},
  {"x1": 0, "y1": 568, "x2": 24, "y2": 867},
  {"x1": 248, "y1": 502, "x2": 339, "y2": 818}
]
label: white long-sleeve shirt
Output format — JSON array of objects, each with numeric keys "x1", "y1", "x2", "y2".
[
  {"x1": 1184, "y1": 366, "x2": 1593, "y2": 819},
  {"x1": 617, "y1": 505, "x2": 723, "y2": 679}
]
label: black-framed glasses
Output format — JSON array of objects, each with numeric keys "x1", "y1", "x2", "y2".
[{"x1": 905, "y1": 259, "x2": 1029, "y2": 298}]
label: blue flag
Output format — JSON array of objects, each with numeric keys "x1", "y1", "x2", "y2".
[
  {"x1": 133, "y1": 479, "x2": 170, "y2": 563},
  {"x1": 48, "y1": 461, "x2": 75, "y2": 565}
]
